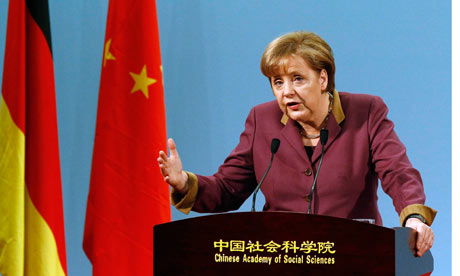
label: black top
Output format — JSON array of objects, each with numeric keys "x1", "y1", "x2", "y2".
[{"x1": 304, "y1": 146, "x2": 315, "y2": 161}]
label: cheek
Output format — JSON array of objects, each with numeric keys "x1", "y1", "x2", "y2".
[
  {"x1": 272, "y1": 90, "x2": 285, "y2": 108},
  {"x1": 300, "y1": 87, "x2": 318, "y2": 104}
]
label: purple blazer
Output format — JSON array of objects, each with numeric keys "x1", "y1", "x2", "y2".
[{"x1": 189, "y1": 91, "x2": 427, "y2": 225}]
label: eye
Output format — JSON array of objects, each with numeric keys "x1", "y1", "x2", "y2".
[
  {"x1": 293, "y1": 75, "x2": 303, "y2": 82},
  {"x1": 272, "y1": 78, "x2": 283, "y2": 87}
]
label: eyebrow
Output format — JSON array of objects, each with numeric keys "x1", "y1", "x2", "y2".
[
  {"x1": 270, "y1": 67, "x2": 305, "y2": 79},
  {"x1": 287, "y1": 69, "x2": 303, "y2": 75}
]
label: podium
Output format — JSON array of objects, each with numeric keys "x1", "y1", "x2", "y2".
[{"x1": 154, "y1": 212, "x2": 433, "y2": 275}]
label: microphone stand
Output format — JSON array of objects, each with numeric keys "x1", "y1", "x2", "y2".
[
  {"x1": 251, "y1": 138, "x2": 280, "y2": 212},
  {"x1": 307, "y1": 128, "x2": 328, "y2": 214}
]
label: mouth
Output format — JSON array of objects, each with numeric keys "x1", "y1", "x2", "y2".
[{"x1": 286, "y1": 101, "x2": 301, "y2": 110}]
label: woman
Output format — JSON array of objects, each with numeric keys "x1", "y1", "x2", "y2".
[{"x1": 157, "y1": 31, "x2": 436, "y2": 257}]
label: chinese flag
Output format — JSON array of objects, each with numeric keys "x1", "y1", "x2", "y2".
[
  {"x1": 0, "y1": 0, "x2": 67, "y2": 275},
  {"x1": 83, "y1": 0, "x2": 171, "y2": 275}
]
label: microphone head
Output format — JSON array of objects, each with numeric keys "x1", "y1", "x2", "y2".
[
  {"x1": 271, "y1": 138, "x2": 280, "y2": 154},
  {"x1": 320, "y1": 129, "x2": 328, "y2": 145}
]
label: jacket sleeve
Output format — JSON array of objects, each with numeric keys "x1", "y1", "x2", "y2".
[{"x1": 368, "y1": 96, "x2": 436, "y2": 226}]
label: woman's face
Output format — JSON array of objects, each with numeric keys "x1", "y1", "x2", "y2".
[{"x1": 270, "y1": 55, "x2": 329, "y2": 126}]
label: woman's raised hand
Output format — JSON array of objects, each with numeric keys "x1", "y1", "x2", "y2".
[{"x1": 158, "y1": 138, "x2": 189, "y2": 194}]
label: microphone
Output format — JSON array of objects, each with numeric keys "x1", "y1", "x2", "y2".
[
  {"x1": 251, "y1": 138, "x2": 280, "y2": 212},
  {"x1": 307, "y1": 128, "x2": 329, "y2": 214},
  {"x1": 320, "y1": 128, "x2": 328, "y2": 146}
]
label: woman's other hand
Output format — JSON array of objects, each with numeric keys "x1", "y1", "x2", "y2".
[{"x1": 405, "y1": 218, "x2": 434, "y2": 257}]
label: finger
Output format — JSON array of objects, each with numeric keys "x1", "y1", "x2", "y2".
[
  {"x1": 426, "y1": 229, "x2": 434, "y2": 249},
  {"x1": 419, "y1": 240, "x2": 430, "y2": 257},
  {"x1": 158, "y1": 155, "x2": 168, "y2": 165},
  {"x1": 416, "y1": 233, "x2": 426, "y2": 251},
  {"x1": 416, "y1": 225, "x2": 428, "y2": 249},
  {"x1": 428, "y1": 232, "x2": 434, "y2": 248},
  {"x1": 417, "y1": 242, "x2": 427, "y2": 256},
  {"x1": 417, "y1": 248, "x2": 426, "y2": 257},
  {"x1": 159, "y1": 150, "x2": 168, "y2": 160},
  {"x1": 159, "y1": 164, "x2": 169, "y2": 178},
  {"x1": 416, "y1": 227, "x2": 433, "y2": 257},
  {"x1": 168, "y1": 138, "x2": 179, "y2": 157}
]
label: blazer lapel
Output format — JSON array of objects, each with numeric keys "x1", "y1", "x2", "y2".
[
  {"x1": 281, "y1": 118, "x2": 309, "y2": 164},
  {"x1": 311, "y1": 90, "x2": 345, "y2": 164},
  {"x1": 311, "y1": 113, "x2": 342, "y2": 164}
]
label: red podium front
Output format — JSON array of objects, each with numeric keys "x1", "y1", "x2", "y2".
[{"x1": 154, "y1": 212, "x2": 433, "y2": 275}]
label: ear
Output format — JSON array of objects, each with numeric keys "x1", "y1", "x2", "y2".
[{"x1": 319, "y1": 69, "x2": 328, "y2": 91}]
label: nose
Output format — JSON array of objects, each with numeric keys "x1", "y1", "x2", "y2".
[{"x1": 283, "y1": 81, "x2": 295, "y2": 97}]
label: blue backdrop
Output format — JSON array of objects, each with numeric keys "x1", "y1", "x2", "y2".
[{"x1": 0, "y1": 1, "x2": 451, "y2": 275}]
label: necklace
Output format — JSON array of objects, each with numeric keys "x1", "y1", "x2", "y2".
[
  {"x1": 298, "y1": 92, "x2": 333, "y2": 139},
  {"x1": 299, "y1": 130, "x2": 320, "y2": 139}
]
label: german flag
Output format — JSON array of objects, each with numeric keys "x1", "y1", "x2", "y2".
[{"x1": 0, "y1": 1, "x2": 67, "y2": 275}]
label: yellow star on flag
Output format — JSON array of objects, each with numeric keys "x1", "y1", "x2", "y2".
[
  {"x1": 103, "y1": 38, "x2": 116, "y2": 67},
  {"x1": 129, "y1": 65, "x2": 157, "y2": 98}
]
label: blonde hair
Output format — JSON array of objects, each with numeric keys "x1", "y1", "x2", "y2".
[{"x1": 260, "y1": 31, "x2": 335, "y2": 92}]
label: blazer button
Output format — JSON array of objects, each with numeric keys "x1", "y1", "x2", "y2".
[{"x1": 304, "y1": 168, "x2": 312, "y2": 176}]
